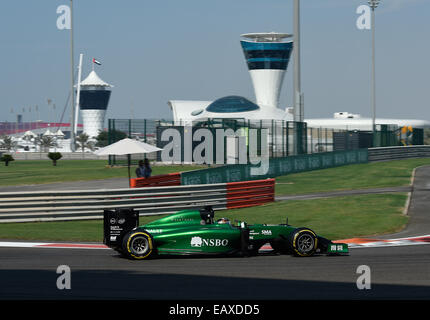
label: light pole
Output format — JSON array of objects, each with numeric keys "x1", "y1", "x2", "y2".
[
  {"x1": 293, "y1": 0, "x2": 304, "y2": 154},
  {"x1": 368, "y1": 0, "x2": 380, "y2": 144},
  {"x1": 70, "y1": 0, "x2": 76, "y2": 152},
  {"x1": 293, "y1": 0, "x2": 302, "y2": 123}
]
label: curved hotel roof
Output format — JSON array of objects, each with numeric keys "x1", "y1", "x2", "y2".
[
  {"x1": 206, "y1": 96, "x2": 260, "y2": 113},
  {"x1": 168, "y1": 96, "x2": 291, "y2": 123}
]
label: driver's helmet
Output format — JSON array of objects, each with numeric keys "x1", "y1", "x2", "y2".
[{"x1": 217, "y1": 217, "x2": 231, "y2": 225}]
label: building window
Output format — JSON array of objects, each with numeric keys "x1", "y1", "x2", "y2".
[{"x1": 206, "y1": 96, "x2": 260, "y2": 113}]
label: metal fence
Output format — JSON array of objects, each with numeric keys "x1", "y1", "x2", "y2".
[
  {"x1": 368, "y1": 145, "x2": 430, "y2": 161},
  {"x1": 180, "y1": 149, "x2": 369, "y2": 185}
]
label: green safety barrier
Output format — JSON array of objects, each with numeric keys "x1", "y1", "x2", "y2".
[{"x1": 181, "y1": 149, "x2": 369, "y2": 185}]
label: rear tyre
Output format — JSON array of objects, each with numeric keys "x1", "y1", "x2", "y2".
[
  {"x1": 122, "y1": 230, "x2": 155, "y2": 260},
  {"x1": 289, "y1": 228, "x2": 318, "y2": 257}
]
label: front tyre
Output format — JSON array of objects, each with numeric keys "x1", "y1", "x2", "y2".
[
  {"x1": 289, "y1": 228, "x2": 318, "y2": 257},
  {"x1": 122, "y1": 230, "x2": 155, "y2": 260}
]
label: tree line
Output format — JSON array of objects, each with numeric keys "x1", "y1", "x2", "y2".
[{"x1": 0, "y1": 129, "x2": 127, "y2": 166}]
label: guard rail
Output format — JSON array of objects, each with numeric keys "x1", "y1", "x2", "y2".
[{"x1": 0, "y1": 179, "x2": 274, "y2": 223}]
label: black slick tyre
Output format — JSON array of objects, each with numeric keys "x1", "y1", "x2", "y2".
[
  {"x1": 289, "y1": 228, "x2": 318, "y2": 257},
  {"x1": 122, "y1": 230, "x2": 155, "y2": 260}
]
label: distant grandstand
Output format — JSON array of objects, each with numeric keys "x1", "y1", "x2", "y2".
[{"x1": 0, "y1": 122, "x2": 83, "y2": 138}]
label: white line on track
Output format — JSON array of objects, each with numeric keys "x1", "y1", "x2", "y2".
[{"x1": 0, "y1": 241, "x2": 110, "y2": 249}]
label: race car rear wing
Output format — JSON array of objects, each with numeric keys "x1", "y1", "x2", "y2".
[{"x1": 103, "y1": 208, "x2": 139, "y2": 248}]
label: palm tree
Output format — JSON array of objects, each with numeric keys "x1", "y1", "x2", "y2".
[
  {"x1": 47, "y1": 152, "x2": 62, "y2": 166},
  {"x1": 75, "y1": 133, "x2": 95, "y2": 158},
  {"x1": 0, "y1": 154, "x2": 14, "y2": 166},
  {"x1": 0, "y1": 135, "x2": 17, "y2": 152},
  {"x1": 95, "y1": 130, "x2": 127, "y2": 147},
  {"x1": 35, "y1": 136, "x2": 57, "y2": 152}
]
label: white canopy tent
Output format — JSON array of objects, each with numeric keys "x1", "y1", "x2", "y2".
[
  {"x1": 43, "y1": 129, "x2": 55, "y2": 136},
  {"x1": 22, "y1": 130, "x2": 37, "y2": 138},
  {"x1": 54, "y1": 129, "x2": 65, "y2": 137},
  {"x1": 94, "y1": 138, "x2": 162, "y2": 186}
]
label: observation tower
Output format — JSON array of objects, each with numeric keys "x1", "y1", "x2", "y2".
[
  {"x1": 240, "y1": 32, "x2": 293, "y2": 110},
  {"x1": 78, "y1": 70, "x2": 113, "y2": 138}
]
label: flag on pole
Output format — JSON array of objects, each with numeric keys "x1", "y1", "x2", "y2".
[{"x1": 92, "y1": 58, "x2": 102, "y2": 65}]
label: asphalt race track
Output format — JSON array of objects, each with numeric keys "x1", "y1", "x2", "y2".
[
  {"x1": 0, "y1": 166, "x2": 429, "y2": 300},
  {"x1": 0, "y1": 245, "x2": 429, "y2": 300}
]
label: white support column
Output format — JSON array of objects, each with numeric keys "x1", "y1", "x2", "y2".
[{"x1": 74, "y1": 53, "x2": 83, "y2": 135}]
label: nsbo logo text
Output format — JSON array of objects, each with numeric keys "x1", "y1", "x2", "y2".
[{"x1": 190, "y1": 236, "x2": 228, "y2": 247}]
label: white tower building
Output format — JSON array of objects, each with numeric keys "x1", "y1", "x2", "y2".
[
  {"x1": 240, "y1": 33, "x2": 293, "y2": 109},
  {"x1": 78, "y1": 70, "x2": 113, "y2": 138}
]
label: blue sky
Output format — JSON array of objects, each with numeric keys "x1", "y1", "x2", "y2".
[{"x1": 1, "y1": 0, "x2": 429, "y2": 123}]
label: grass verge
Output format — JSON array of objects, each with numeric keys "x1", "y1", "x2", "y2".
[
  {"x1": 224, "y1": 193, "x2": 408, "y2": 240},
  {"x1": 275, "y1": 158, "x2": 430, "y2": 195},
  {"x1": 0, "y1": 160, "x2": 205, "y2": 186}
]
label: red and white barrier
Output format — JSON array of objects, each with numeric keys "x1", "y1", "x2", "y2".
[
  {"x1": 130, "y1": 173, "x2": 181, "y2": 188},
  {"x1": 226, "y1": 179, "x2": 275, "y2": 209}
]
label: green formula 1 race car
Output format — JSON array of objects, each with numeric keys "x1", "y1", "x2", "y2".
[{"x1": 103, "y1": 206, "x2": 349, "y2": 260}]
